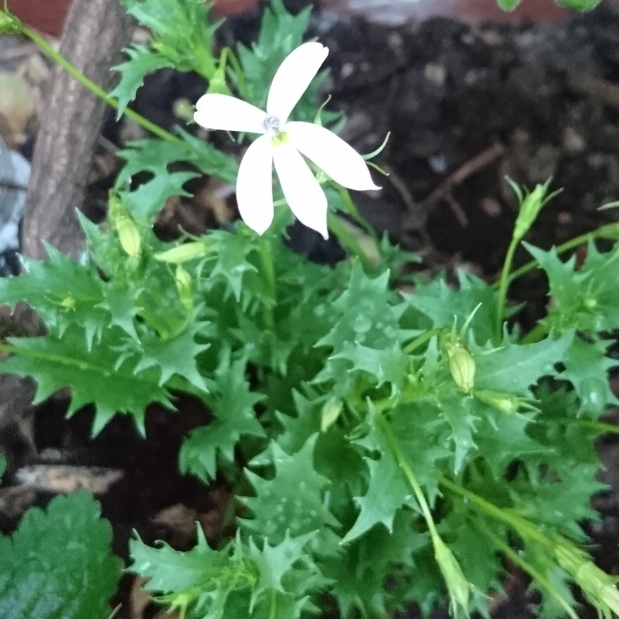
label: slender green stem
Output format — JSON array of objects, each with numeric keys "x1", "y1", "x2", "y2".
[
  {"x1": 225, "y1": 47, "x2": 250, "y2": 102},
  {"x1": 258, "y1": 240, "x2": 276, "y2": 330},
  {"x1": 337, "y1": 187, "x2": 380, "y2": 244},
  {"x1": 495, "y1": 236, "x2": 519, "y2": 340},
  {"x1": 327, "y1": 213, "x2": 375, "y2": 270},
  {"x1": 268, "y1": 590, "x2": 277, "y2": 619},
  {"x1": 475, "y1": 523, "x2": 579, "y2": 619},
  {"x1": 437, "y1": 475, "x2": 550, "y2": 548},
  {"x1": 520, "y1": 320, "x2": 548, "y2": 344},
  {"x1": 493, "y1": 222, "x2": 619, "y2": 289},
  {"x1": 403, "y1": 328, "x2": 442, "y2": 354},
  {"x1": 377, "y1": 413, "x2": 439, "y2": 538},
  {"x1": 21, "y1": 26, "x2": 181, "y2": 144},
  {"x1": 547, "y1": 417, "x2": 619, "y2": 435}
]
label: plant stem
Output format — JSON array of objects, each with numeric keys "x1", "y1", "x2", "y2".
[
  {"x1": 495, "y1": 235, "x2": 519, "y2": 340},
  {"x1": 493, "y1": 221, "x2": 619, "y2": 288},
  {"x1": 327, "y1": 213, "x2": 375, "y2": 271},
  {"x1": 268, "y1": 590, "x2": 277, "y2": 619},
  {"x1": 403, "y1": 328, "x2": 442, "y2": 354},
  {"x1": 21, "y1": 25, "x2": 181, "y2": 144},
  {"x1": 338, "y1": 187, "x2": 379, "y2": 244},
  {"x1": 548, "y1": 417, "x2": 619, "y2": 435},
  {"x1": 475, "y1": 523, "x2": 579, "y2": 619},
  {"x1": 437, "y1": 475, "x2": 550, "y2": 548},
  {"x1": 258, "y1": 240, "x2": 276, "y2": 330},
  {"x1": 225, "y1": 47, "x2": 250, "y2": 101},
  {"x1": 520, "y1": 320, "x2": 548, "y2": 344},
  {"x1": 377, "y1": 413, "x2": 439, "y2": 538}
]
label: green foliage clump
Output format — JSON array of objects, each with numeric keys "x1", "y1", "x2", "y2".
[
  {"x1": 0, "y1": 0, "x2": 617, "y2": 618},
  {"x1": 0, "y1": 491, "x2": 121, "y2": 619}
]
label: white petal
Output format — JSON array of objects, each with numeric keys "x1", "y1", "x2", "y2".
[
  {"x1": 285, "y1": 121, "x2": 380, "y2": 191},
  {"x1": 267, "y1": 42, "x2": 329, "y2": 124},
  {"x1": 194, "y1": 94, "x2": 267, "y2": 134},
  {"x1": 273, "y1": 142, "x2": 329, "y2": 239},
  {"x1": 236, "y1": 135, "x2": 275, "y2": 235}
]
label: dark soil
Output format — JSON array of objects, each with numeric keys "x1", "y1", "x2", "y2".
[{"x1": 2, "y1": 3, "x2": 619, "y2": 618}]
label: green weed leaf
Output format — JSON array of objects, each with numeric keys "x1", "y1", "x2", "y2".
[
  {"x1": 525, "y1": 241, "x2": 619, "y2": 334},
  {"x1": 0, "y1": 325, "x2": 172, "y2": 434},
  {"x1": 474, "y1": 333, "x2": 573, "y2": 396},
  {"x1": 242, "y1": 437, "x2": 338, "y2": 543},
  {"x1": 180, "y1": 358, "x2": 265, "y2": 481},
  {"x1": 0, "y1": 491, "x2": 121, "y2": 619},
  {"x1": 109, "y1": 46, "x2": 173, "y2": 117}
]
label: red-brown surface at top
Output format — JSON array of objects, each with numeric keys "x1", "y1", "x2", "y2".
[
  {"x1": 7, "y1": 0, "x2": 578, "y2": 36},
  {"x1": 6, "y1": 0, "x2": 261, "y2": 36},
  {"x1": 322, "y1": 0, "x2": 569, "y2": 24}
]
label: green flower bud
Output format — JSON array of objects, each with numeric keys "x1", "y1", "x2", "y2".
[
  {"x1": 116, "y1": 216, "x2": 141, "y2": 258},
  {"x1": 555, "y1": 541, "x2": 619, "y2": 617},
  {"x1": 514, "y1": 183, "x2": 546, "y2": 241},
  {"x1": 108, "y1": 192, "x2": 141, "y2": 257},
  {"x1": 173, "y1": 98, "x2": 195, "y2": 122},
  {"x1": 155, "y1": 242, "x2": 210, "y2": 264},
  {"x1": 175, "y1": 265, "x2": 194, "y2": 311},
  {"x1": 508, "y1": 177, "x2": 561, "y2": 242},
  {"x1": 320, "y1": 398, "x2": 343, "y2": 432},
  {"x1": 583, "y1": 297, "x2": 597, "y2": 310},
  {"x1": 59, "y1": 295, "x2": 76, "y2": 311},
  {"x1": 474, "y1": 390, "x2": 540, "y2": 414},
  {"x1": 474, "y1": 389, "x2": 519, "y2": 414},
  {"x1": 433, "y1": 535, "x2": 470, "y2": 618},
  {"x1": 447, "y1": 342, "x2": 475, "y2": 394},
  {"x1": 0, "y1": 11, "x2": 22, "y2": 34}
]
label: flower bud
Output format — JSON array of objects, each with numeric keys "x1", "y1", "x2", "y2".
[
  {"x1": 0, "y1": 11, "x2": 21, "y2": 34},
  {"x1": 173, "y1": 98, "x2": 195, "y2": 122},
  {"x1": 447, "y1": 343, "x2": 475, "y2": 394},
  {"x1": 433, "y1": 535, "x2": 470, "y2": 617},
  {"x1": 321, "y1": 398, "x2": 343, "y2": 432},
  {"x1": 175, "y1": 265, "x2": 194, "y2": 311},
  {"x1": 555, "y1": 541, "x2": 619, "y2": 617},
  {"x1": 514, "y1": 183, "x2": 546, "y2": 241},
  {"x1": 474, "y1": 390, "x2": 519, "y2": 414},
  {"x1": 108, "y1": 192, "x2": 141, "y2": 257},
  {"x1": 116, "y1": 216, "x2": 141, "y2": 258},
  {"x1": 155, "y1": 242, "x2": 210, "y2": 264}
]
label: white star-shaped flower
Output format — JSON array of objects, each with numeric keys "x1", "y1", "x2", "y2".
[{"x1": 194, "y1": 42, "x2": 379, "y2": 239}]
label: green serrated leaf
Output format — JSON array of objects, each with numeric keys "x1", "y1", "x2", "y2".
[
  {"x1": 0, "y1": 491, "x2": 121, "y2": 619},
  {"x1": 406, "y1": 271, "x2": 499, "y2": 343},
  {"x1": 131, "y1": 527, "x2": 229, "y2": 594},
  {"x1": 0, "y1": 245, "x2": 106, "y2": 340},
  {"x1": 343, "y1": 407, "x2": 415, "y2": 544},
  {"x1": 116, "y1": 131, "x2": 238, "y2": 187},
  {"x1": 241, "y1": 437, "x2": 338, "y2": 543},
  {"x1": 330, "y1": 342, "x2": 409, "y2": 392},
  {"x1": 180, "y1": 358, "x2": 265, "y2": 481},
  {"x1": 0, "y1": 455, "x2": 5, "y2": 480},
  {"x1": 203, "y1": 230, "x2": 259, "y2": 301},
  {"x1": 0, "y1": 325, "x2": 173, "y2": 434},
  {"x1": 248, "y1": 531, "x2": 316, "y2": 600},
  {"x1": 109, "y1": 45, "x2": 173, "y2": 117},
  {"x1": 562, "y1": 337, "x2": 619, "y2": 417},
  {"x1": 525, "y1": 241, "x2": 619, "y2": 334},
  {"x1": 121, "y1": 171, "x2": 198, "y2": 224},
  {"x1": 235, "y1": 0, "x2": 310, "y2": 111},
  {"x1": 132, "y1": 320, "x2": 210, "y2": 390},
  {"x1": 120, "y1": 0, "x2": 220, "y2": 77},
  {"x1": 474, "y1": 333, "x2": 573, "y2": 396},
  {"x1": 476, "y1": 411, "x2": 548, "y2": 476},
  {"x1": 342, "y1": 453, "x2": 410, "y2": 544}
]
